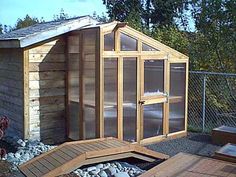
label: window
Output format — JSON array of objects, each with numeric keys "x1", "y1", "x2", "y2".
[
  {"x1": 169, "y1": 63, "x2": 186, "y2": 133},
  {"x1": 142, "y1": 43, "x2": 159, "y2": 51},
  {"x1": 104, "y1": 32, "x2": 115, "y2": 51},
  {"x1": 120, "y1": 33, "x2": 137, "y2": 51},
  {"x1": 144, "y1": 60, "x2": 164, "y2": 96},
  {"x1": 104, "y1": 58, "x2": 118, "y2": 137}
]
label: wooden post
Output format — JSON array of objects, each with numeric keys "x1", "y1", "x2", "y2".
[{"x1": 23, "y1": 49, "x2": 29, "y2": 139}]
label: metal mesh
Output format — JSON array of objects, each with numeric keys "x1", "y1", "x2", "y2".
[{"x1": 188, "y1": 71, "x2": 236, "y2": 133}]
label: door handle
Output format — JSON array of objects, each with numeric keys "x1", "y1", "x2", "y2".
[{"x1": 139, "y1": 100, "x2": 145, "y2": 105}]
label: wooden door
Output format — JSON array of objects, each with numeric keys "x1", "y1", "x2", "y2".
[{"x1": 139, "y1": 58, "x2": 168, "y2": 143}]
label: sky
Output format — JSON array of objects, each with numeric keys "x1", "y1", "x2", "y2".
[{"x1": 0, "y1": 0, "x2": 107, "y2": 26}]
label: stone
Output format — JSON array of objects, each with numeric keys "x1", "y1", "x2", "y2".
[
  {"x1": 90, "y1": 168, "x2": 100, "y2": 175},
  {"x1": 17, "y1": 139, "x2": 26, "y2": 147},
  {"x1": 96, "y1": 163, "x2": 104, "y2": 169},
  {"x1": 87, "y1": 166, "x2": 97, "y2": 172},
  {"x1": 98, "y1": 170, "x2": 108, "y2": 177},
  {"x1": 14, "y1": 152, "x2": 21, "y2": 159},
  {"x1": 105, "y1": 167, "x2": 116, "y2": 176},
  {"x1": 113, "y1": 172, "x2": 130, "y2": 177}
]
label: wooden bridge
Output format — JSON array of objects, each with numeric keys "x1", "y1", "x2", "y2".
[{"x1": 19, "y1": 137, "x2": 169, "y2": 177}]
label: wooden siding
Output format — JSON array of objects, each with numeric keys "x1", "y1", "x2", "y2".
[
  {"x1": 28, "y1": 38, "x2": 66, "y2": 144},
  {"x1": 0, "y1": 48, "x2": 24, "y2": 138}
]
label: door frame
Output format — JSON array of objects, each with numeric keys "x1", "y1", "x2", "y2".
[
  {"x1": 167, "y1": 60, "x2": 189, "y2": 137},
  {"x1": 138, "y1": 57, "x2": 169, "y2": 144}
]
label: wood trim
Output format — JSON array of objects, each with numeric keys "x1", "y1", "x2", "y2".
[
  {"x1": 164, "y1": 59, "x2": 170, "y2": 135},
  {"x1": 95, "y1": 28, "x2": 101, "y2": 138},
  {"x1": 185, "y1": 61, "x2": 189, "y2": 132},
  {"x1": 102, "y1": 51, "x2": 168, "y2": 58},
  {"x1": 140, "y1": 135, "x2": 166, "y2": 145},
  {"x1": 117, "y1": 56, "x2": 123, "y2": 140},
  {"x1": 136, "y1": 57, "x2": 141, "y2": 143},
  {"x1": 120, "y1": 26, "x2": 188, "y2": 59},
  {"x1": 23, "y1": 49, "x2": 30, "y2": 139},
  {"x1": 99, "y1": 29, "x2": 104, "y2": 138}
]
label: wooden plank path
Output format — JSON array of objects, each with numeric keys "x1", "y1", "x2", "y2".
[
  {"x1": 19, "y1": 137, "x2": 169, "y2": 177},
  {"x1": 140, "y1": 152, "x2": 236, "y2": 177}
]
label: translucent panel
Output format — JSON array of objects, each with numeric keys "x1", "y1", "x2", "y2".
[
  {"x1": 142, "y1": 43, "x2": 159, "y2": 51},
  {"x1": 104, "y1": 58, "x2": 118, "y2": 137},
  {"x1": 104, "y1": 32, "x2": 115, "y2": 51},
  {"x1": 144, "y1": 60, "x2": 164, "y2": 96},
  {"x1": 169, "y1": 63, "x2": 186, "y2": 133},
  {"x1": 169, "y1": 102, "x2": 185, "y2": 133},
  {"x1": 120, "y1": 33, "x2": 137, "y2": 51},
  {"x1": 83, "y1": 31, "x2": 97, "y2": 139},
  {"x1": 123, "y1": 58, "x2": 137, "y2": 142},
  {"x1": 170, "y1": 63, "x2": 186, "y2": 96},
  {"x1": 68, "y1": 35, "x2": 80, "y2": 140},
  {"x1": 143, "y1": 104, "x2": 163, "y2": 138}
]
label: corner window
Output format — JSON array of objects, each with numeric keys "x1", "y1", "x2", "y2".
[
  {"x1": 120, "y1": 33, "x2": 137, "y2": 51},
  {"x1": 142, "y1": 43, "x2": 159, "y2": 51},
  {"x1": 104, "y1": 32, "x2": 115, "y2": 51}
]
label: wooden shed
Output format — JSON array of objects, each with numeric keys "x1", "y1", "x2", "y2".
[{"x1": 0, "y1": 16, "x2": 188, "y2": 144}]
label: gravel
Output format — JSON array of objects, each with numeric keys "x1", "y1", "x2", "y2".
[
  {"x1": 2, "y1": 139, "x2": 56, "y2": 168},
  {"x1": 146, "y1": 132, "x2": 222, "y2": 157},
  {"x1": 73, "y1": 161, "x2": 145, "y2": 177}
]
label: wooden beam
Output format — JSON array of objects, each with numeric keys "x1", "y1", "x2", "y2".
[
  {"x1": 23, "y1": 49, "x2": 30, "y2": 139},
  {"x1": 117, "y1": 56, "x2": 123, "y2": 140},
  {"x1": 99, "y1": 28, "x2": 104, "y2": 138}
]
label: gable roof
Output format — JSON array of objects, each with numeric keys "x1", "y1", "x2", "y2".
[{"x1": 0, "y1": 16, "x2": 98, "y2": 48}]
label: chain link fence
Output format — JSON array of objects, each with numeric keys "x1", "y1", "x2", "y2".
[{"x1": 188, "y1": 71, "x2": 236, "y2": 133}]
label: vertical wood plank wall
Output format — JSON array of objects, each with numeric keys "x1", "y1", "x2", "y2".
[
  {"x1": 0, "y1": 49, "x2": 24, "y2": 138},
  {"x1": 28, "y1": 38, "x2": 66, "y2": 143}
]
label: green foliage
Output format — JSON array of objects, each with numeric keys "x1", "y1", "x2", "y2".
[
  {"x1": 14, "y1": 14, "x2": 42, "y2": 30},
  {"x1": 103, "y1": 0, "x2": 144, "y2": 31},
  {"x1": 152, "y1": 26, "x2": 189, "y2": 55},
  {"x1": 103, "y1": 0, "x2": 190, "y2": 30},
  {"x1": 92, "y1": 11, "x2": 109, "y2": 23},
  {"x1": 191, "y1": 0, "x2": 236, "y2": 73},
  {"x1": 0, "y1": 24, "x2": 3, "y2": 34},
  {"x1": 53, "y1": 8, "x2": 70, "y2": 21},
  {"x1": 150, "y1": 0, "x2": 190, "y2": 27}
]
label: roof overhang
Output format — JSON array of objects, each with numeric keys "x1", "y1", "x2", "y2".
[{"x1": 0, "y1": 16, "x2": 98, "y2": 49}]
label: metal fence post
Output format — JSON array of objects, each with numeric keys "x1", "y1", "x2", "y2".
[{"x1": 202, "y1": 75, "x2": 207, "y2": 132}]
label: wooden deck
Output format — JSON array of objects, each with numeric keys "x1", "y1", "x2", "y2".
[
  {"x1": 19, "y1": 137, "x2": 169, "y2": 177},
  {"x1": 140, "y1": 152, "x2": 236, "y2": 177}
]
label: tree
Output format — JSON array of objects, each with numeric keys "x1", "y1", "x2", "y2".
[
  {"x1": 14, "y1": 14, "x2": 41, "y2": 30},
  {"x1": 0, "y1": 24, "x2": 3, "y2": 34},
  {"x1": 92, "y1": 11, "x2": 109, "y2": 23},
  {"x1": 103, "y1": 0, "x2": 143, "y2": 30},
  {"x1": 103, "y1": 0, "x2": 190, "y2": 30},
  {"x1": 152, "y1": 26, "x2": 189, "y2": 55},
  {"x1": 53, "y1": 8, "x2": 69, "y2": 21},
  {"x1": 191, "y1": 0, "x2": 236, "y2": 73},
  {"x1": 150, "y1": 0, "x2": 190, "y2": 27}
]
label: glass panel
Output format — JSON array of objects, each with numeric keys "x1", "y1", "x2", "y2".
[
  {"x1": 123, "y1": 58, "x2": 137, "y2": 142},
  {"x1": 104, "y1": 32, "x2": 115, "y2": 51},
  {"x1": 144, "y1": 60, "x2": 164, "y2": 96},
  {"x1": 143, "y1": 103, "x2": 163, "y2": 138},
  {"x1": 83, "y1": 31, "x2": 97, "y2": 139},
  {"x1": 169, "y1": 63, "x2": 186, "y2": 133},
  {"x1": 104, "y1": 58, "x2": 118, "y2": 137},
  {"x1": 68, "y1": 35, "x2": 80, "y2": 140},
  {"x1": 120, "y1": 33, "x2": 137, "y2": 51},
  {"x1": 142, "y1": 43, "x2": 159, "y2": 51}
]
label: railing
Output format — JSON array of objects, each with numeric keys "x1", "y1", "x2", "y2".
[{"x1": 188, "y1": 71, "x2": 236, "y2": 133}]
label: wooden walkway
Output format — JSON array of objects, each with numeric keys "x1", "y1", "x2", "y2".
[
  {"x1": 140, "y1": 152, "x2": 236, "y2": 177},
  {"x1": 19, "y1": 137, "x2": 169, "y2": 177}
]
